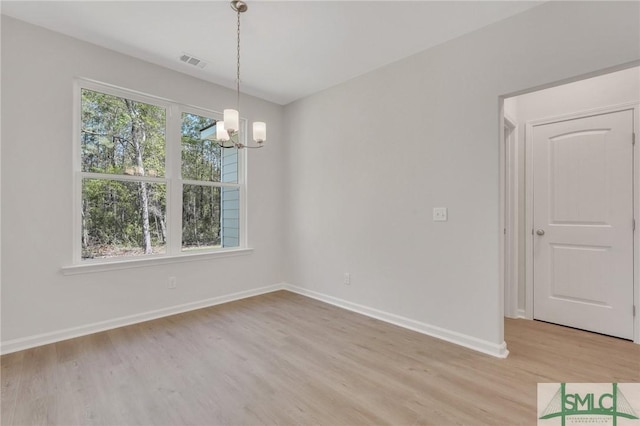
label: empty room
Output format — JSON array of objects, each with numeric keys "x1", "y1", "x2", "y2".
[{"x1": 1, "y1": 1, "x2": 639, "y2": 425}]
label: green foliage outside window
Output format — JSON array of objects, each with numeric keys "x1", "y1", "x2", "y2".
[
  {"x1": 181, "y1": 113, "x2": 238, "y2": 250},
  {"x1": 80, "y1": 89, "x2": 238, "y2": 260},
  {"x1": 81, "y1": 89, "x2": 166, "y2": 259}
]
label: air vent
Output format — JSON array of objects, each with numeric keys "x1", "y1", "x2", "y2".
[{"x1": 179, "y1": 53, "x2": 207, "y2": 69}]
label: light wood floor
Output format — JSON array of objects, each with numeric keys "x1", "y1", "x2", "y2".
[{"x1": 2, "y1": 291, "x2": 639, "y2": 425}]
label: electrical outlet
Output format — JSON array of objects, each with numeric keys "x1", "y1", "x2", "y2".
[
  {"x1": 168, "y1": 276, "x2": 177, "y2": 289},
  {"x1": 433, "y1": 207, "x2": 448, "y2": 222},
  {"x1": 344, "y1": 272, "x2": 351, "y2": 285}
]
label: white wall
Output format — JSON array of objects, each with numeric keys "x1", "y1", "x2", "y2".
[
  {"x1": 283, "y1": 1, "x2": 640, "y2": 352},
  {"x1": 3, "y1": 1, "x2": 640, "y2": 357},
  {"x1": 0, "y1": 16, "x2": 285, "y2": 347},
  {"x1": 508, "y1": 66, "x2": 640, "y2": 313}
]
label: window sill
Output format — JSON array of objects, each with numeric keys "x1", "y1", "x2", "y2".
[{"x1": 61, "y1": 248, "x2": 254, "y2": 276}]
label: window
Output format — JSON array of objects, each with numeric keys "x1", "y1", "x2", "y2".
[
  {"x1": 76, "y1": 81, "x2": 245, "y2": 263},
  {"x1": 181, "y1": 112, "x2": 240, "y2": 251}
]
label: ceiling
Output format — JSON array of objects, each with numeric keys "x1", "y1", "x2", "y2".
[{"x1": 1, "y1": 1, "x2": 543, "y2": 105}]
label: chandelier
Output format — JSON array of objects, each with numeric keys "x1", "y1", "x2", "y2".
[{"x1": 201, "y1": 0, "x2": 266, "y2": 149}]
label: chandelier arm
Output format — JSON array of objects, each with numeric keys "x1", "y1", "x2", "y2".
[{"x1": 212, "y1": 140, "x2": 237, "y2": 149}]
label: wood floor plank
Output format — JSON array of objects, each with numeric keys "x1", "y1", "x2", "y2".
[
  {"x1": 0, "y1": 351, "x2": 24, "y2": 426},
  {"x1": 2, "y1": 290, "x2": 639, "y2": 425},
  {"x1": 11, "y1": 344, "x2": 57, "y2": 425}
]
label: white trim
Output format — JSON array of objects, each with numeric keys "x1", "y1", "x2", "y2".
[
  {"x1": 0, "y1": 282, "x2": 284, "y2": 355},
  {"x1": 499, "y1": 106, "x2": 506, "y2": 335},
  {"x1": 61, "y1": 247, "x2": 254, "y2": 275},
  {"x1": 76, "y1": 78, "x2": 175, "y2": 109},
  {"x1": 524, "y1": 102, "x2": 640, "y2": 344},
  {"x1": 72, "y1": 79, "x2": 248, "y2": 265},
  {"x1": 525, "y1": 120, "x2": 535, "y2": 320},
  {"x1": 504, "y1": 114, "x2": 517, "y2": 128},
  {"x1": 516, "y1": 309, "x2": 526, "y2": 319},
  {"x1": 633, "y1": 104, "x2": 640, "y2": 344},
  {"x1": 80, "y1": 172, "x2": 167, "y2": 184},
  {"x1": 283, "y1": 284, "x2": 510, "y2": 359},
  {"x1": 167, "y1": 104, "x2": 181, "y2": 254},
  {"x1": 234, "y1": 117, "x2": 249, "y2": 248},
  {"x1": 181, "y1": 179, "x2": 240, "y2": 188},
  {"x1": 503, "y1": 114, "x2": 519, "y2": 319},
  {"x1": 0, "y1": 283, "x2": 510, "y2": 358},
  {"x1": 72, "y1": 80, "x2": 82, "y2": 263},
  {"x1": 526, "y1": 101, "x2": 640, "y2": 128}
]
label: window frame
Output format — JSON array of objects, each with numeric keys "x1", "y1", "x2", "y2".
[
  {"x1": 175, "y1": 105, "x2": 246, "y2": 254},
  {"x1": 70, "y1": 79, "x2": 248, "y2": 269}
]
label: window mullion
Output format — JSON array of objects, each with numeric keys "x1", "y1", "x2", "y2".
[
  {"x1": 73, "y1": 81, "x2": 83, "y2": 263},
  {"x1": 79, "y1": 172, "x2": 166, "y2": 184},
  {"x1": 181, "y1": 179, "x2": 240, "y2": 188},
  {"x1": 167, "y1": 105, "x2": 183, "y2": 256},
  {"x1": 238, "y1": 138, "x2": 248, "y2": 248}
]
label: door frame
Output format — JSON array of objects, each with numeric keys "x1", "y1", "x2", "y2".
[
  {"x1": 503, "y1": 115, "x2": 519, "y2": 319},
  {"x1": 523, "y1": 101, "x2": 640, "y2": 343}
]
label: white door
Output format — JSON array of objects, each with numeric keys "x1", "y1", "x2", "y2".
[{"x1": 532, "y1": 109, "x2": 634, "y2": 340}]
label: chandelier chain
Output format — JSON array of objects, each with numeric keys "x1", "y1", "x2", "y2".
[{"x1": 236, "y1": 8, "x2": 241, "y2": 112}]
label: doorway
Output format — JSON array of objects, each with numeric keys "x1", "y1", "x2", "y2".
[
  {"x1": 531, "y1": 108, "x2": 634, "y2": 339},
  {"x1": 501, "y1": 66, "x2": 640, "y2": 342}
]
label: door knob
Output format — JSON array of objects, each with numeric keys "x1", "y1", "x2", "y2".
[{"x1": 536, "y1": 229, "x2": 545, "y2": 236}]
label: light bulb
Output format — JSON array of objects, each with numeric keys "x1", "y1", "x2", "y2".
[
  {"x1": 216, "y1": 121, "x2": 230, "y2": 141},
  {"x1": 224, "y1": 109, "x2": 239, "y2": 133},
  {"x1": 253, "y1": 122, "x2": 266, "y2": 143}
]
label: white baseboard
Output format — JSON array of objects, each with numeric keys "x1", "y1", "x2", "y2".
[
  {"x1": 2, "y1": 283, "x2": 509, "y2": 359},
  {"x1": 283, "y1": 284, "x2": 509, "y2": 359},
  {"x1": 516, "y1": 308, "x2": 526, "y2": 319},
  {"x1": 1, "y1": 283, "x2": 286, "y2": 355}
]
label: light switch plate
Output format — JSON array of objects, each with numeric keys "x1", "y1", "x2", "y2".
[{"x1": 433, "y1": 207, "x2": 448, "y2": 222}]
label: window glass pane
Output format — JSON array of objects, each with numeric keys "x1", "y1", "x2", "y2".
[
  {"x1": 82, "y1": 179, "x2": 167, "y2": 259},
  {"x1": 182, "y1": 184, "x2": 220, "y2": 250},
  {"x1": 181, "y1": 113, "x2": 238, "y2": 183},
  {"x1": 182, "y1": 185, "x2": 240, "y2": 251},
  {"x1": 81, "y1": 89, "x2": 165, "y2": 177}
]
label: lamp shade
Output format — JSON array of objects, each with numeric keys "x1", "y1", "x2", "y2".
[
  {"x1": 223, "y1": 109, "x2": 239, "y2": 132},
  {"x1": 253, "y1": 122, "x2": 266, "y2": 142},
  {"x1": 216, "y1": 121, "x2": 230, "y2": 141}
]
